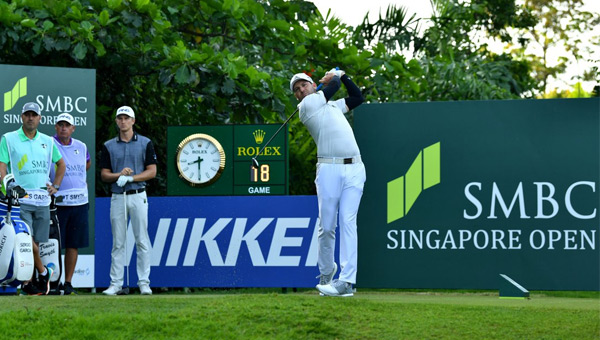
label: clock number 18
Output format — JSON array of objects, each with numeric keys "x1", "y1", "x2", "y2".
[{"x1": 250, "y1": 164, "x2": 270, "y2": 182}]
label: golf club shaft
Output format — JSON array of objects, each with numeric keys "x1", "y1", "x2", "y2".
[
  {"x1": 124, "y1": 191, "x2": 129, "y2": 291},
  {"x1": 253, "y1": 76, "x2": 329, "y2": 163},
  {"x1": 255, "y1": 107, "x2": 299, "y2": 158}
]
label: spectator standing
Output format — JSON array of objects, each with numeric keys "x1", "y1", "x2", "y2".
[
  {"x1": 0, "y1": 102, "x2": 66, "y2": 295},
  {"x1": 99, "y1": 106, "x2": 157, "y2": 295},
  {"x1": 50, "y1": 113, "x2": 91, "y2": 295}
]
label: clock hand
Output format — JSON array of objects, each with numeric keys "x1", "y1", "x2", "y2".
[{"x1": 197, "y1": 157, "x2": 203, "y2": 181}]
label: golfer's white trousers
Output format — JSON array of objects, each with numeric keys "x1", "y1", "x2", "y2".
[
  {"x1": 316, "y1": 161, "x2": 366, "y2": 284},
  {"x1": 109, "y1": 191, "x2": 151, "y2": 287}
]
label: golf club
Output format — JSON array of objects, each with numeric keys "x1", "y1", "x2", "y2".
[
  {"x1": 251, "y1": 106, "x2": 300, "y2": 168},
  {"x1": 252, "y1": 81, "x2": 328, "y2": 168},
  {"x1": 117, "y1": 191, "x2": 130, "y2": 295}
]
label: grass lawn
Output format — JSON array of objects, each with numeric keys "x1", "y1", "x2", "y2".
[{"x1": 0, "y1": 289, "x2": 597, "y2": 339}]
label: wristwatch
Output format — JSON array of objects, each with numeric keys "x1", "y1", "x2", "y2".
[{"x1": 52, "y1": 184, "x2": 60, "y2": 190}]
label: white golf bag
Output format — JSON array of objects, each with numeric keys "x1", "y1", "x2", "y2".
[
  {"x1": 39, "y1": 195, "x2": 62, "y2": 288},
  {"x1": 0, "y1": 175, "x2": 34, "y2": 287}
]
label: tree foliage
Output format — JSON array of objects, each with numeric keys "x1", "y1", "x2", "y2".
[
  {"x1": 543, "y1": 82, "x2": 594, "y2": 98},
  {"x1": 411, "y1": 0, "x2": 539, "y2": 99},
  {"x1": 0, "y1": 0, "x2": 542, "y2": 196},
  {"x1": 506, "y1": 0, "x2": 600, "y2": 92}
]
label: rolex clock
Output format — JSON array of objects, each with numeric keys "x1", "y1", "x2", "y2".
[{"x1": 176, "y1": 133, "x2": 226, "y2": 187}]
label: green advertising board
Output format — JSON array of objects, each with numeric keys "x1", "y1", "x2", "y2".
[
  {"x1": 167, "y1": 125, "x2": 288, "y2": 196},
  {"x1": 355, "y1": 98, "x2": 599, "y2": 290},
  {"x1": 0, "y1": 64, "x2": 96, "y2": 254}
]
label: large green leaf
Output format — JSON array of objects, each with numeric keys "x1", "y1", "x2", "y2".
[
  {"x1": 107, "y1": 0, "x2": 122, "y2": 10},
  {"x1": 134, "y1": 0, "x2": 150, "y2": 11},
  {"x1": 91, "y1": 40, "x2": 106, "y2": 56},
  {"x1": 97, "y1": 10, "x2": 110, "y2": 26},
  {"x1": 20, "y1": 18, "x2": 37, "y2": 28},
  {"x1": 73, "y1": 42, "x2": 87, "y2": 60},
  {"x1": 221, "y1": 78, "x2": 236, "y2": 96},
  {"x1": 174, "y1": 64, "x2": 191, "y2": 84},
  {"x1": 42, "y1": 20, "x2": 54, "y2": 31}
]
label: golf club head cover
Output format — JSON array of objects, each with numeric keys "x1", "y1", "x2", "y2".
[{"x1": 1, "y1": 174, "x2": 15, "y2": 197}]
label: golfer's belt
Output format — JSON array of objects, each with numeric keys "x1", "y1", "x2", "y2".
[{"x1": 317, "y1": 156, "x2": 362, "y2": 164}]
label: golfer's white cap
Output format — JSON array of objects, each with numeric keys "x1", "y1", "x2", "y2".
[
  {"x1": 56, "y1": 113, "x2": 75, "y2": 126},
  {"x1": 290, "y1": 73, "x2": 314, "y2": 91},
  {"x1": 116, "y1": 106, "x2": 135, "y2": 118}
]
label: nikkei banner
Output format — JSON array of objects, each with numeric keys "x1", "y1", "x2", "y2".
[
  {"x1": 0, "y1": 64, "x2": 97, "y2": 254},
  {"x1": 354, "y1": 98, "x2": 599, "y2": 290},
  {"x1": 94, "y1": 196, "x2": 328, "y2": 288}
]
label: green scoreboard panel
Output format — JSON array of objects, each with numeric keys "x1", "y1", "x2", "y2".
[{"x1": 167, "y1": 125, "x2": 288, "y2": 196}]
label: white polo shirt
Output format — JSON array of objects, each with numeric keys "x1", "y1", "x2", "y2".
[{"x1": 298, "y1": 91, "x2": 360, "y2": 158}]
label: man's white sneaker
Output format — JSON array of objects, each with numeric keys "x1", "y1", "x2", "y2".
[
  {"x1": 102, "y1": 285, "x2": 121, "y2": 295},
  {"x1": 316, "y1": 262, "x2": 337, "y2": 286},
  {"x1": 139, "y1": 284, "x2": 152, "y2": 295},
  {"x1": 317, "y1": 279, "x2": 354, "y2": 297}
]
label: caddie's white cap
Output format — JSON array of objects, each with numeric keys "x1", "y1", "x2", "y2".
[
  {"x1": 116, "y1": 106, "x2": 135, "y2": 118},
  {"x1": 290, "y1": 73, "x2": 314, "y2": 92},
  {"x1": 22, "y1": 102, "x2": 41, "y2": 115},
  {"x1": 56, "y1": 113, "x2": 75, "y2": 126}
]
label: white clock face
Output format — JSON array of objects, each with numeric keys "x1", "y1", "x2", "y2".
[{"x1": 176, "y1": 134, "x2": 225, "y2": 187}]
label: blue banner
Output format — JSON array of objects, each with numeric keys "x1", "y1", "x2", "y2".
[{"x1": 95, "y1": 196, "x2": 328, "y2": 288}]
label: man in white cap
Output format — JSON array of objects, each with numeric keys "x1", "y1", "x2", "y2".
[
  {"x1": 50, "y1": 113, "x2": 91, "y2": 295},
  {"x1": 99, "y1": 106, "x2": 157, "y2": 295},
  {"x1": 0, "y1": 102, "x2": 66, "y2": 295},
  {"x1": 290, "y1": 69, "x2": 366, "y2": 297}
]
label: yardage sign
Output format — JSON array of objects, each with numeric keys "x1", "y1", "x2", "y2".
[{"x1": 167, "y1": 125, "x2": 288, "y2": 196}]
